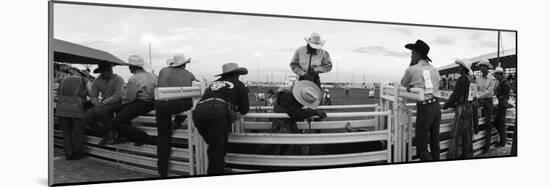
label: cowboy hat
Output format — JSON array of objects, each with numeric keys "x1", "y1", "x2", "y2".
[
  {"x1": 405, "y1": 39, "x2": 432, "y2": 62},
  {"x1": 455, "y1": 59, "x2": 473, "y2": 75},
  {"x1": 493, "y1": 62, "x2": 504, "y2": 74},
  {"x1": 304, "y1": 32, "x2": 325, "y2": 49},
  {"x1": 476, "y1": 58, "x2": 493, "y2": 69},
  {"x1": 215, "y1": 63, "x2": 248, "y2": 76},
  {"x1": 169, "y1": 53, "x2": 191, "y2": 67},
  {"x1": 93, "y1": 63, "x2": 113, "y2": 74},
  {"x1": 128, "y1": 55, "x2": 146, "y2": 67},
  {"x1": 292, "y1": 80, "x2": 322, "y2": 108}
]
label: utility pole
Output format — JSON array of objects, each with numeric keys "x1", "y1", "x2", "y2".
[{"x1": 148, "y1": 42, "x2": 154, "y2": 75}]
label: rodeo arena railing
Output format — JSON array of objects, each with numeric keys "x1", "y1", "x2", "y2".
[{"x1": 53, "y1": 82, "x2": 516, "y2": 176}]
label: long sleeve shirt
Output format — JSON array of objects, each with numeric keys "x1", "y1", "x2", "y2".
[
  {"x1": 444, "y1": 75, "x2": 471, "y2": 108},
  {"x1": 290, "y1": 46, "x2": 332, "y2": 76},
  {"x1": 495, "y1": 79, "x2": 512, "y2": 100},
  {"x1": 475, "y1": 74, "x2": 496, "y2": 99},
  {"x1": 400, "y1": 59, "x2": 441, "y2": 96},
  {"x1": 157, "y1": 66, "x2": 196, "y2": 87},
  {"x1": 90, "y1": 74, "x2": 124, "y2": 105},
  {"x1": 125, "y1": 70, "x2": 158, "y2": 102},
  {"x1": 200, "y1": 76, "x2": 250, "y2": 114}
]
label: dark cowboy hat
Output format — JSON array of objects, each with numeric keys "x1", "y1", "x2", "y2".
[
  {"x1": 93, "y1": 63, "x2": 113, "y2": 74},
  {"x1": 215, "y1": 63, "x2": 248, "y2": 76},
  {"x1": 405, "y1": 39, "x2": 432, "y2": 62}
]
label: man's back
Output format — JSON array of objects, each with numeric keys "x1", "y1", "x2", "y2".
[
  {"x1": 401, "y1": 60, "x2": 441, "y2": 95},
  {"x1": 158, "y1": 67, "x2": 195, "y2": 87}
]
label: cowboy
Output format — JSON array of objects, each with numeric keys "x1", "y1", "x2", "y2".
[
  {"x1": 290, "y1": 32, "x2": 333, "y2": 89},
  {"x1": 192, "y1": 63, "x2": 250, "y2": 174},
  {"x1": 155, "y1": 54, "x2": 197, "y2": 177},
  {"x1": 443, "y1": 59, "x2": 475, "y2": 159},
  {"x1": 273, "y1": 80, "x2": 327, "y2": 133},
  {"x1": 85, "y1": 63, "x2": 125, "y2": 138},
  {"x1": 323, "y1": 88, "x2": 332, "y2": 105},
  {"x1": 493, "y1": 63, "x2": 511, "y2": 147},
  {"x1": 268, "y1": 80, "x2": 327, "y2": 155},
  {"x1": 55, "y1": 71, "x2": 92, "y2": 160},
  {"x1": 99, "y1": 55, "x2": 156, "y2": 146},
  {"x1": 473, "y1": 58, "x2": 496, "y2": 152},
  {"x1": 400, "y1": 39, "x2": 442, "y2": 161}
]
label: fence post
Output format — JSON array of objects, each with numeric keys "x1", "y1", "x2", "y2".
[
  {"x1": 392, "y1": 83, "x2": 401, "y2": 162},
  {"x1": 187, "y1": 97, "x2": 198, "y2": 175}
]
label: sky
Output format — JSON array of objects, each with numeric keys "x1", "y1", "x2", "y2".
[{"x1": 53, "y1": 4, "x2": 516, "y2": 83}]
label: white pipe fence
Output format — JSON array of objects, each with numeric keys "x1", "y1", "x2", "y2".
[{"x1": 53, "y1": 82, "x2": 517, "y2": 176}]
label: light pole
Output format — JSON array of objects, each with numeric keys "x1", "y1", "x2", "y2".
[{"x1": 254, "y1": 53, "x2": 262, "y2": 90}]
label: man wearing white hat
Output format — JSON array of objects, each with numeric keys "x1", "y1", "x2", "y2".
[
  {"x1": 493, "y1": 63, "x2": 511, "y2": 147},
  {"x1": 442, "y1": 59, "x2": 476, "y2": 159},
  {"x1": 290, "y1": 32, "x2": 333, "y2": 89},
  {"x1": 192, "y1": 62, "x2": 250, "y2": 174},
  {"x1": 474, "y1": 58, "x2": 497, "y2": 152},
  {"x1": 99, "y1": 55, "x2": 157, "y2": 146},
  {"x1": 263, "y1": 80, "x2": 327, "y2": 155},
  {"x1": 155, "y1": 53, "x2": 197, "y2": 177}
]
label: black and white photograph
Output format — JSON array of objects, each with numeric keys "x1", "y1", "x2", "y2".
[{"x1": 47, "y1": 1, "x2": 520, "y2": 186}]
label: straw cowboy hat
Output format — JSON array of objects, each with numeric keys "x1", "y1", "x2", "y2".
[
  {"x1": 128, "y1": 55, "x2": 146, "y2": 67},
  {"x1": 455, "y1": 59, "x2": 473, "y2": 75},
  {"x1": 93, "y1": 63, "x2": 113, "y2": 74},
  {"x1": 168, "y1": 53, "x2": 191, "y2": 67},
  {"x1": 405, "y1": 39, "x2": 432, "y2": 62},
  {"x1": 304, "y1": 32, "x2": 325, "y2": 49},
  {"x1": 215, "y1": 63, "x2": 248, "y2": 76},
  {"x1": 477, "y1": 58, "x2": 493, "y2": 69},
  {"x1": 292, "y1": 80, "x2": 322, "y2": 108}
]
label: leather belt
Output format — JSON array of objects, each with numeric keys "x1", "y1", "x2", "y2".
[
  {"x1": 198, "y1": 97, "x2": 234, "y2": 109},
  {"x1": 417, "y1": 98, "x2": 438, "y2": 105}
]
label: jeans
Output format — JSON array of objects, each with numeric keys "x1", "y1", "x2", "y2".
[
  {"x1": 59, "y1": 117, "x2": 85, "y2": 159},
  {"x1": 192, "y1": 101, "x2": 230, "y2": 175},
  {"x1": 495, "y1": 99, "x2": 508, "y2": 144},
  {"x1": 415, "y1": 100, "x2": 441, "y2": 161},
  {"x1": 85, "y1": 102, "x2": 121, "y2": 135},
  {"x1": 104, "y1": 100, "x2": 153, "y2": 143},
  {"x1": 478, "y1": 98, "x2": 494, "y2": 149},
  {"x1": 448, "y1": 104, "x2": 473, "y2": 159},
  {"x1": 155, "y1": 99, "x2": 192, "y2": 176}
]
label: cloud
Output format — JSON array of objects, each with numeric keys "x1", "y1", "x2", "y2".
[
  {"x1": 275, "y1": 47, "x2": 297, "y2": 52},
  {"x1": 348, "y1": 45, "x2": 409, "y2": 58},
  {"x1": 432, "y1": 35, "x2": 456, "y2": 45},
  {"x1": 390, "y1": 27, "x2": 413, "y2": 36},
  {"x1": 477, "y1": 40, "x2": 497, "y2": 48},
  {"x1": 469, "y1": 32, "x2": 485, "y2": 40}
]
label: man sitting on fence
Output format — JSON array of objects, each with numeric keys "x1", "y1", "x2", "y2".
[
  {"x1": 192, "y1": 63, "x2": 250, "y2": 174},
  {"x1": 400, "y1": 39, "x2": 441, "y2": 161},
  {"x1": 99, "y1": 55, "x2": 156, "y2": 146},
  {"x1": 85, "y1": 63, "x2": 125, "y2": 139},
  {"x1": 290, "y1": 32, "x2": 333, "y2": 89},
  {"x1": 155, "y1": 54, "x2": 197, "y2": 177},
  {"x1": 442, "y1": 59, "x2": 476, "y2": 159},
  {"x1": 260, "y1": 80, "x2": 327, "y2": 155}
]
